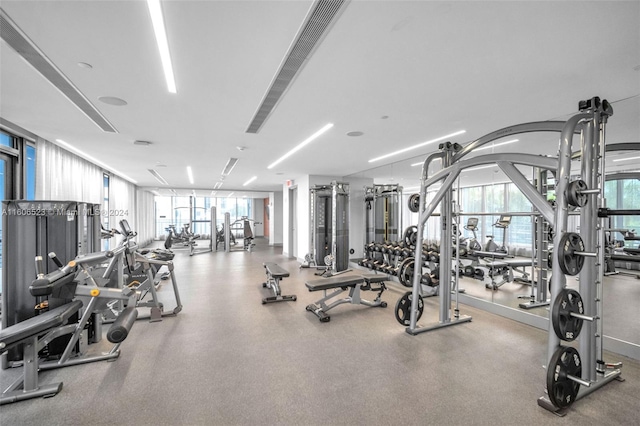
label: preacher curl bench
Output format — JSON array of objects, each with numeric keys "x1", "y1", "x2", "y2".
[{"x1": 305, "y1": 274, "x2": 388, "y2": 322}]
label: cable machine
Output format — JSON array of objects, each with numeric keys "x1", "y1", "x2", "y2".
[
  {"x1": 364, "y1": 184, "x2": 403, "y2": 245},
  {"x1": 306, "y1": 181, "x2": 350, "y2": 273}
]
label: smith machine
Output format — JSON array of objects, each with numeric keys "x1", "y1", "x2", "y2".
[{"x1": 405, "y1": 97, "x2": 623, "y2": 415}]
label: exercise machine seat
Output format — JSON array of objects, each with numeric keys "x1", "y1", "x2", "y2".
[
  {"x1": 0, "y1": 300, "x2": 83, "y2": 353},
  {"x1": 305, "y1": 275, "x2": 365, "y2": 292}
]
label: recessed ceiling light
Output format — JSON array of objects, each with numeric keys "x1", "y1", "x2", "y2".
[
  {"x1": 133, "y1": 140, "x2": 153, "y2": 146},
  {"x1": 156, "y1": 163, "x2": 167, "y2": 168},
  {"x1": 98, "y1": 96, "x2": 128, "y2": 106},
  {"x1": 347, "y1": 131, "x2": 364, "y2": 137},
  {"x1": 148, "y1": 169, "x2": 168, "y2": 185},
  {"x1": 268, "y1": 123, "x2": 334, "y2": 169},
  {"x1": 147, "y1": 0, "x2": 177, "y2": 93},
  {"x1": 381, "y1": 115, "x2": 389, "y2": 119},
  {"x1": 462, "y1": 164, "x2": 497, "y2": 173},
  {"x1": 474, "y1": 139, "x2": 519, "y2": 152},
  {"x1": 53, "y1": 138, "x2": 136, "y2": 182},
  {"x1": 77, "y1": 62, "x2": 93, "y2": 69},
  {"x1": 236, "y1": 146, "x2": 246, "y2": 151},
  {"x1": 243, "y1": 176, "x2": 257, "y2": 186},
  {"x1": 369, "y1": 130, "x2": 466, "y2": 163},
  {"x1": 187, "y1": 166, "x2": 194, "y2": 184}
]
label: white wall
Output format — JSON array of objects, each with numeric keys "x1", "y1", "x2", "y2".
[
  {"x1": 252, "y1": 198, "x2": 264, "y2": 237},
  {"x1": 269, "y1": 191, "x2": 283, "y2": 246}
]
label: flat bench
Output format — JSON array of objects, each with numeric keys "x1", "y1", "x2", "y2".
[
  {"x1": 305, "y1": 274, "x2": 387, "y2": 322},
  {"x1": 476, "y1": 258, "x2": 537, "y2": 290},
  {"x1": 1, "y1": 300, "x2": 83, "y2": 405},
  {"x1": 262, "y1": 262, "x2": 296, "y2": 304}
]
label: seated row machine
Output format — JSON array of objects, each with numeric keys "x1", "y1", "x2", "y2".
[
  {"x1": 0, "y1": 259, "x2": 138, "y2": 405},
  {"x1": 305, "y1": 274, "x2": 388, "y2": 322}
]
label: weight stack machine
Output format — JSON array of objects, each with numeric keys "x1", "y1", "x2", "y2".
[
  {"x1": 309, "y1": 182, "x2": 349, "y2": 273},
  {"x1": 364, "y1": 184, "x2": 403, "y2": 244},
  {"x1": 1, "y1": 200, "x2": 101, "y2": 369}
]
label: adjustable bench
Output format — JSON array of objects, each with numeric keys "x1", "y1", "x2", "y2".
[
  {"x1": 1, "y1": 299, "x2": 82, "y2": 405},
  {"x1": 262, "y1": 263, "x2": 297, "y2": 304},
  {"x1": 305, "y1": 274, "x2": 387, "y2": 322}
]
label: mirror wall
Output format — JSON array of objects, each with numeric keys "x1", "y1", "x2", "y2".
[{"x1": 346, "y1": 95, "x2": 640, "y2": 357}]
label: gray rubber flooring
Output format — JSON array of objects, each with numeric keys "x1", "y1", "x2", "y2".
[{"x1": 1, "y1": 238, "x2": 639, "y2": 425}]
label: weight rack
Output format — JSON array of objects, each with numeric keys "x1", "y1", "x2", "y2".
[{"x1": 538, "y1": 97, "x2": 623, "y2": 415}]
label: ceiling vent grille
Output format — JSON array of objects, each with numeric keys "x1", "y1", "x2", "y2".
[
  {"x1": 0, "y1": 9, "x2": 118, "y2": 133},
  {"x1": 245, "y1": 0, "x2": 349, "y2": 134}
]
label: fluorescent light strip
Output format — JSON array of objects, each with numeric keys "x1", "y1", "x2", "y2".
[
  {"x1": 147, "y1": 0, "x2": 176, "y2": 93},
  {"x1": 227, "y1": 192, "x2": 234, "y2": 198},
  {"x1": 369, "y1": 130, "x2": 466, "y2": 163},
  {"x1": 148, "y1": 169, "x2": 169, "y2": 185},
  {"x1": 213, "y1": 182, "x2": 223, "y2": 189},
  {"x1": 55, "y1": 139, "x2": 137, "y2": 183},
  {"x1": 222, "y1": 158, "x2": 238, "y2": 176},
  {"x1": 268, "y1": 123, "x2": 334, "y2": 169},
  {"x1": 187, "y1": 166, "x2": 194, "y2": 184},
  {"x1": 243, "y1": 176, "x2": 257, "y2": 186},
  {"x1": 612, "y1": 155, "x2": 640, "y2": 163},
  {"x1": 411, "y1": 158, "x2": 443, "y2": 167},
  {"x1": 462, "y1": 164, "x2": 497, "y2": 173},
  {"x1": 474, "y1": 139, "x2": 519, "y2": 152}
]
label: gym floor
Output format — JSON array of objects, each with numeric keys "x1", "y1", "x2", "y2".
[{"x1": 1, "y1": 238, "x2": 639, "y2": 425}]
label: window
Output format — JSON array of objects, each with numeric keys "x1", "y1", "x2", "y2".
[
  {"x1": 25, "y1": 144, "x2": 36, "y2": 200},
  {"x1": 102, "y1": 174, "x2": 110, "y2": 250},
  {"x1": 154, "y1": 195, "x2": 253, "y2": 241},
  {"x1": 0, "y1": 132, "x2": 13, "y2": 148}
]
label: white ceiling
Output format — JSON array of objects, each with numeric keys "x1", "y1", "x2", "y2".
[{"x1": 1, "y1": 1, "x2": 639, "y2": 197}]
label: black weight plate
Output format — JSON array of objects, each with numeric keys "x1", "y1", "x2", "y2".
[
  {"x1": 551, "y1": 288, "x2": 584, "y2": 341},
  {"x1": 547, "y1": 346, "x2": 582, "y2": 409},
  {"x1": 464, "y1": 265, "x2": 475, "y2": 276},
  {"x1": 398, "y1": 257, "x2": 415, "y2": 287},
  {"x1": 567, "y1": 179, "x2": 588, "y2": 208},
  {"x1": 404, "y1": 226, "x2": 418, "y2": 247},
  {"x1": 408, "y1": 193, "x2": 421, "y2": 213},
  {"x1": 394, "y1": 291, "x2": 424, "y2": 326},
  {"x1": 557, "y1": 232, "x2": 585, "y2": 276}
]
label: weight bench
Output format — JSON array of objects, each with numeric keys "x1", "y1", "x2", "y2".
[
  {"x1": 262, "y1": 263, "x2": 297, "y2": 304},
  {"x1": 0, "y1": 300, "x2": 83, "y2": 405},
  {"x1": 305, "y1": 274, "x2": 387, "y2": 322}
]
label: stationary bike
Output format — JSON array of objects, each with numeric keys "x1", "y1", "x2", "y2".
[
  {"x1": 484, "y1": 215, "x2": 511, "y2": 254},
  {"x1": 463, "y1": 217, "x2": 482, "y2": 252}
]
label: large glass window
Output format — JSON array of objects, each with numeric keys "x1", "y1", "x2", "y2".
[{"x1": 154, "y1": 195, "x2": 253, "y2": 240}]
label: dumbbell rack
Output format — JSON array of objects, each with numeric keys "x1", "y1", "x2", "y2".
[{"x1": 538, "y1": 97, "x2": 623, "y2": 415}]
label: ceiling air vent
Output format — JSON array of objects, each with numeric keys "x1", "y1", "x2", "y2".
[
  {"x1": 0, "y1": 8, "x2": 118, "y2": 133},
  {"x1": 245, "y1": 0, "x2": 349, "y2": 134}
]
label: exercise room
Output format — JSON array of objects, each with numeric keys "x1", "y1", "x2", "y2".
[{"x1": 1, "y1": 1, "x2": 639, "y2": 424}]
